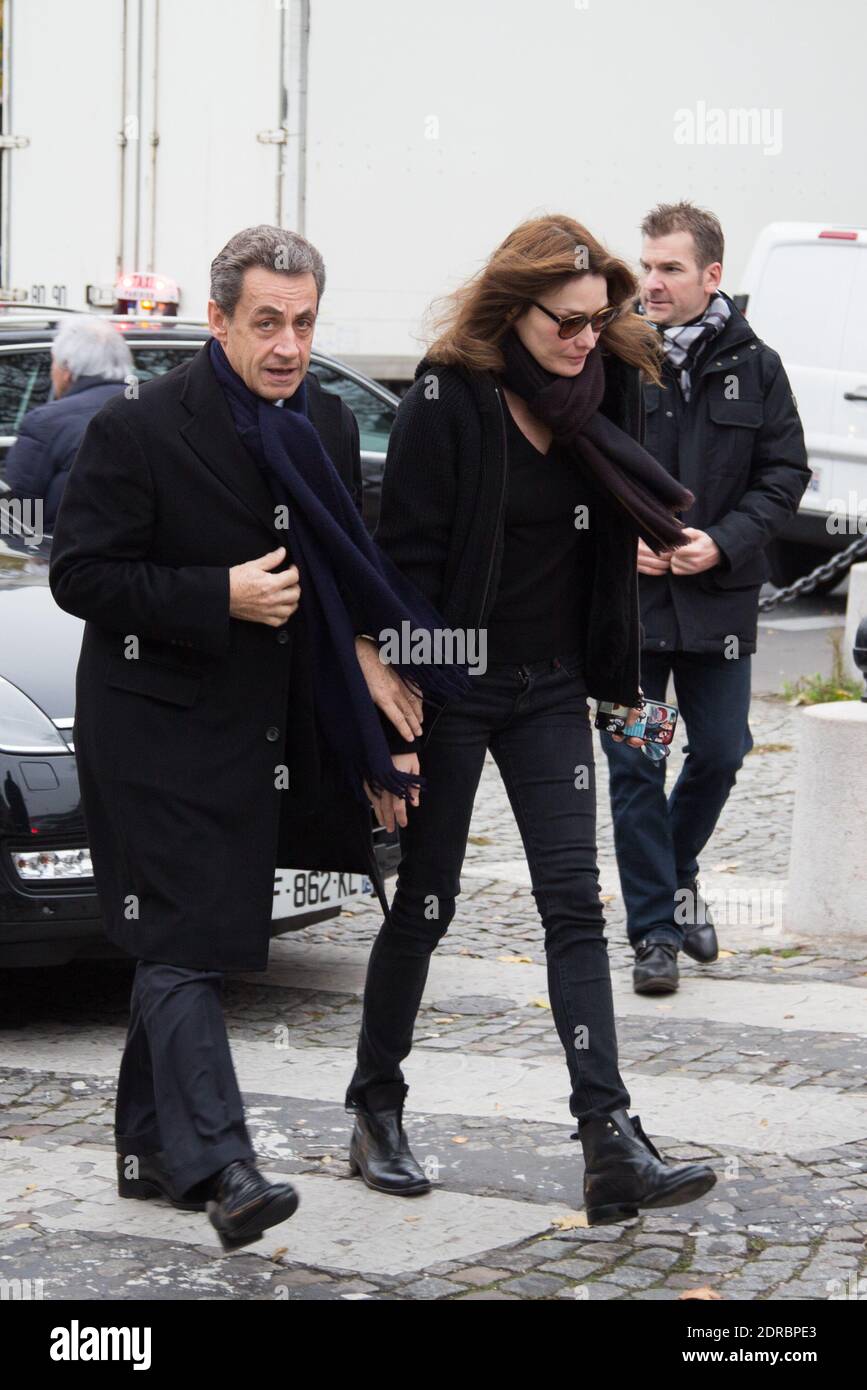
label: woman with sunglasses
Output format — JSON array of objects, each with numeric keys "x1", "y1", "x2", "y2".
[{"x1": 345, "y1": 216, "x2": 718, "y2": 1224}]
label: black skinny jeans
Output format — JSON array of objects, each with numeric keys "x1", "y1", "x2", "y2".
[{"x1": 347, "y1": 653, "x2": 631, "y2": 1123}]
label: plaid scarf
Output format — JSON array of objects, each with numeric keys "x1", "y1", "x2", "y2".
[{"x1": 642, "y1": 292, "x2": 731, "y2": 401}]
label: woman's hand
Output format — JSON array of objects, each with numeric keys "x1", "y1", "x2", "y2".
[
  {"x1": 355, "y1": 636, "x2": 423, "y2": 743},
  {"x1": 637, "y1": 537, "x2": 672, "y2": 575},
  {"x1": 364, "y1": 753, "x2": 421, "y2": 832},
  {"x1": 610, "y1": 687, "x2": 646, "y2": 748}
]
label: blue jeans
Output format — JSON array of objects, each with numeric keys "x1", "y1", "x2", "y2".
[
  {"x1": 348, "y1": 654, "x2": 631, "y2": 1123},
  {"x1": 600, "y1": 650, "x2": 753, "y2": 950}
]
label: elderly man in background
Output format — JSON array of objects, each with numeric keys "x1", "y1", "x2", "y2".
[{"x1": 5, "y1": 315, "x2": 133, "y2": 529}]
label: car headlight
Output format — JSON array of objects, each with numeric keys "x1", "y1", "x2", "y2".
[{"x1": 0, "y1": 675, "x2": 69, "y2": 753}]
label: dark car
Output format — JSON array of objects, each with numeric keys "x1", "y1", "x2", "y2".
[{"x1": 0, "y1": 309, "x2": 400, "y2": 966}]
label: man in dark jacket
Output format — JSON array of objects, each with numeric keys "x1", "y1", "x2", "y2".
[
  {"x1": 601, "y1": 202, "x2": 810, "y2": 995},
  {"x1": 49, "y1": 226, "x2": 421, "y2": 1252},
  {"x1": 5, "y1": 315, "x2": 133, "y2": 528}
]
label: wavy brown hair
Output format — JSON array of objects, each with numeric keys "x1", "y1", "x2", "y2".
[{"x1": 425, "y1": 214, "x2": 662, "y2": 386}]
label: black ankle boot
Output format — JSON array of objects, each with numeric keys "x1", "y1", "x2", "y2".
[
  {"x1": 206, "y1": 1160, "x2": 299, "y2": 1251},
  {"x1": 348, "y1": 1082, "x2": 431, "y2": 1196},
  {"x1": 580, "y1": 1108, "x2": 716, "y2": 1225}
]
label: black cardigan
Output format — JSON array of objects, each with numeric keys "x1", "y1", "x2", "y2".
[{"x1": 375, "y1": 349, "x2": 645, "y2": 750}]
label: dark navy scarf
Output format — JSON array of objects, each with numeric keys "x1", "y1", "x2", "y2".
[{"x1": 208, "y1": 338, "x2": 470, "y2": 802}]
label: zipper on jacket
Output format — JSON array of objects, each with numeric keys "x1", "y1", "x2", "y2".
[{"x1": 477, "y1": 384, "x2": 510, "y2": 626}]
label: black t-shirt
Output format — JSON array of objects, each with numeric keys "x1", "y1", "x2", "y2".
[{"x1": 485, "y1": 405, "x2": 590, "y2": 663}]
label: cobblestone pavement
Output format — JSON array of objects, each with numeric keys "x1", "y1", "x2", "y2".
[{"x1": 1, "y1": 695, "x2": 866, "y2": 1301}]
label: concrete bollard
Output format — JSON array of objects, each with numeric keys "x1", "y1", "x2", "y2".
[
  {"x1": 843, "y1": 561, "x2": 867, "y2": 684},
  {"x1": 786, "y1": 699, "x2": 867, "y2": 938}
]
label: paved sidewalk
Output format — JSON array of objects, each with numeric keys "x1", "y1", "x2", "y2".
[{"x1": 1, "y1": 695, "x2": 865, "y2": 1300}]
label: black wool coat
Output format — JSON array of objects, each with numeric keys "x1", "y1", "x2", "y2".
[
  {"x1": 375, "y1": 348, "x2": 648, "y2": 757},
  {"x1": 49, "y1": 345, "x2": 383, "y2": 972},
  {"x1": 640, "y1": 295, "x2": 810, "y2": 655}
]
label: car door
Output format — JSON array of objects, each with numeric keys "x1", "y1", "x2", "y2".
[
  {"x1": 747, "y1": 240, "x2": 856, "y2": 519},
  {"x1": 830, "y1": 247, "x2": 867, "y2": 530}
]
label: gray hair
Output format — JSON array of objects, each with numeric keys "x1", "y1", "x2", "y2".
[
  {"x1": 51, "y1": 315, "x2": 134, "y2": 382},
  {"x1": 210, "y1": 225, "x2": 326, "y2": 317}
]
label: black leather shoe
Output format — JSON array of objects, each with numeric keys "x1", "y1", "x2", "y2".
[
  {"x1": 580, "y1": 1108, "x2": 717, "y2": 1225},
  {"x1": 116, "y1": 1150, "x2": 214, "y2": 1212},
  {"x1": 677, "y1": 879, "x2": 720, "y2": 963},
  {"x1": 348, "y1": 1081, "x2": 431, "y2": 1196},
  {"x1": 206, "y1": 1160, "x2": 299, "y2": 1252},
  {"x1": 633, "y1": 940, "x2": 679, "y2": 994}
]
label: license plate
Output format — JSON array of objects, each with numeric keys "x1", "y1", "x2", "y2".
[{"x1": 271, "y1": 869, "x2": 373, "y2": 920}]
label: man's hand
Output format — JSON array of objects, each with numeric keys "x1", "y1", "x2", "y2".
[
  {"x1": 364, "y1": 753, "x2": 420, "y2": 832},
  {"x1": 355, "y1": 636, "x2": 423, "y2": 743},
  {"x1": 669, "y1": 528, "x2": 722, "y2": 575},
  {"x1": 637, "y1": 537, "x2": 673, "y2": 574},
  {"x1": 229, "y1": 546, "x2": 301, "y2": 626}
]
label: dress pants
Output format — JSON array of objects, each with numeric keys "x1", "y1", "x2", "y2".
[{"x1": 115, "y1": 960, "x2": 255, "y2": 1199}]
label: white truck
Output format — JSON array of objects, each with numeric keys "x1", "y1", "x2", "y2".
[{"x1": 1, "y1": 0, "x2": 864, "y2": 397}]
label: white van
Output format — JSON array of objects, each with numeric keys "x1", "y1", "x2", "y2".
[{"x1": 737, "y1": 222, "x2": 867, "y2": 591}]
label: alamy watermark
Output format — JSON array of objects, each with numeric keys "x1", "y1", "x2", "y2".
[
  {"x1": 0, "y1": 496, "x2": 43, "y2": 547},
  {"x1": 674, "y1": 101, "x2": 783, "y2": 156},
  {"x1": 378, "y1": 621, "x2": 488, "y2": 675}
]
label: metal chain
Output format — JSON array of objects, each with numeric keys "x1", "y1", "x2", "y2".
[{"x1": 758, "y1": 532, "x2": 867, "y2": 612}]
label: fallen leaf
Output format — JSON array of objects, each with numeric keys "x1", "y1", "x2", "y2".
[
  {"x1": 468, "y1": 835, "x2": 493, "y2": 845},
  {"x1": 404, "y1": 1215, "x2": 421, "y2": 1223},
  {"x1": 784, "y1": 1013, "x2": 795, "y2": 1019},
  {"x1": 600, "y1": 894, "x2": 616, "y2": 904},
  {"x1": 529, "y1": 997, "x2": 551, "y2": 1010},
  {"x1": 679, "y1": 1286, "x2": 723, "y2": 1301},
  {"x1": 499, "y1": 954, "x2": 533, "y2": 964},
  {"x1": 271, "y1": 1247, "x2": 288, "y2": 1260},
  {"x1": 711, "y1": 861, "x2": 741, "y2": 873},
  {"x1": 551, "y1": 1213, "x2": 588, "y2": 1230},
  {"x1": 433, "y1": 1017, "x2": 455, "y2": 1025},
  {"x1": 717, "y1": 949, "x2": 736, "y2": 959},
  {"x1": 451, "y1": 1136, "x2": 469, "y2": 1144}
]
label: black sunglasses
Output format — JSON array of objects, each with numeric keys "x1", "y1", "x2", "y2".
[{"x1": 529, "y1": 300, "x2": 620, "y2": 339}]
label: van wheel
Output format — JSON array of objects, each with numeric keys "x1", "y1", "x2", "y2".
[{"x1": 766, "y1": 540, "x2": 844, "y2": 596}]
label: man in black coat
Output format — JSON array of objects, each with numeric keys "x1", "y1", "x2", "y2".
[
  {"x1": 5, "y1": 315, "x2": 133, "y2": 529},
  {"x1": 49, "y1": 225, "x2": 421, "y2": 1251},
  {"x1": 601, "y1": 202, "x2": 810, "y2": 996}
]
